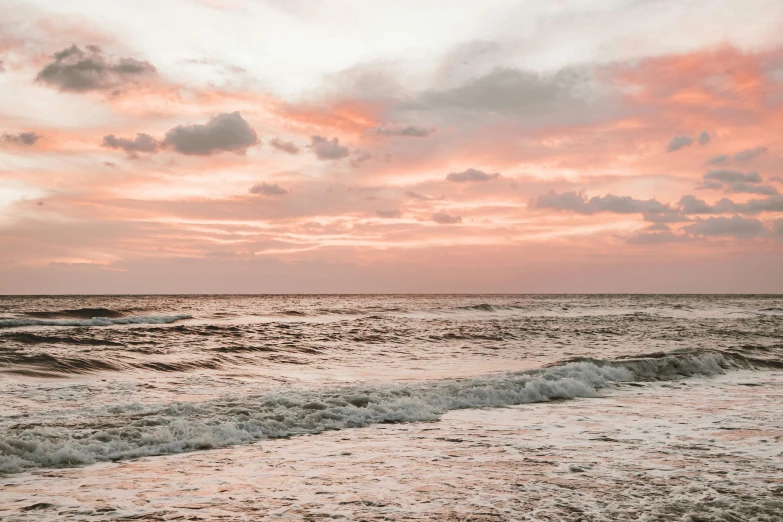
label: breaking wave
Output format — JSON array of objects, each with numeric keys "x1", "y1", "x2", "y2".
[
  {"x1": 0, "y1": 314, "x2": 192, "y2": 328},
  {"x1": 0, "y1": 350, "x2": 768, "y2": 474}
]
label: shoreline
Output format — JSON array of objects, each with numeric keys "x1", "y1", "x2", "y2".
[{"x1": 2, "y1": 370, "x2": 781, "y2": 520}]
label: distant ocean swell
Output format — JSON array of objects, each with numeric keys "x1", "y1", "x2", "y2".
[
  {"x1": 0, "y1": 314, "x2": 192, "y2": 328},
  {"x1": 0, "y1": 349, "x2": 772, "y2": 474}
]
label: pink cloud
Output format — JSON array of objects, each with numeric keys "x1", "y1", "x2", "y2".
[{"x1": 1, "y1": 39, "x2": 782, "y2": 292}]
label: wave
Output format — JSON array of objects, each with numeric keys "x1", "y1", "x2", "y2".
[
  {"x1": 0, "y1": 314, "x2": 192, "y2": 329},
  {"x1": 0, "y1": 350, "x2": 236, "y2": 376},
  {"x1": 0, "y1": 349, "x2": 768, "y2": 474},
  {"x1": 0, "y1": 353, "x2": 123, "y2": 376},
  {"x1": 1, "y1": 333, "x2": 125, "y2": 346},
  {"x1": 457, "y1": 304, "x2": 513, "y2": 312},
  {"x1": 25, "y1": 308, "x2": 125, "y2": 319}
]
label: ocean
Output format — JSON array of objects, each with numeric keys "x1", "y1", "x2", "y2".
[{"x1": 1, "y1": 295, "x2": 781, "y2": 520}]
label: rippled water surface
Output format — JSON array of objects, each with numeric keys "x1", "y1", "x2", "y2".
[{"x1": 0, "y1": 294, "x2": 781, "y2": 476}]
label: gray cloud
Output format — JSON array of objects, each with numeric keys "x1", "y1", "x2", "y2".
[
  {"x1": 771, "y1": 176, "x2": 783, "y2": 184},
  {"x1": 350, "y1": 150, "x2": 373, "y2": 167},
  {"x1": 704, "y1": 170, "x2": 762, "y2": 183},
  {"x1": 724, "y1": 183, "x2": 778, "y2": 196},
  {"x1": 733, "y1": 196, "x2": 783, "y2": 214},
  {"x1": 701, "y1": 180, "x2": 724, "y2": 190},
  {"x1": 367, "y1": 123, "x2": 433, "y2": 137},
  {"x1": 697, "y1": 131, "x2": 710, "y2": 145},
  {"x1": 684, "y1": 216, "x2": 766, "y2": 238},
  {"x1": 627, "y1": 228, "x2": 687, "y2": 245},
  {"x1": 678, "y1": 195, "x2": 725, "y2": 215},
  {"x1": 269, "y1": 138, "x2": 299, "y2": 155},
  {"x1": 310, "y1": 135, "x2": 349, "y2": 160},
  {"x1": 705, "y1": 155, "x2": 728, "y2": 165},
  {"x1": 163, "y1": 112, "x2": 257, "y2": 155},
  {"x1": 431, "y1": 212, "x2": 462, "y2": 224},
  {"x1": 2, "y1": 132, "x2": 41, "y2": 145},
  {"x1": 376, "y1": 209, "x2": 402, "y2": 218},
  {"x1": 642, "y1": 212, "x2": 688, "y2": 224},
  {"x1": 679, "y1": 194, "x2": 783, "y2": 215},
  {"x1": 773, "y1": 219, "x2": 783, "y2": 237},
  {"x1": 405, "y1": 191, "x2": 432, "y2": 201},
  {"x1": 249, "y1": 182, "x2": 288, "y2": 196},
  {"x1": 102, "y1": 133, "x2": 159, "y2": 155},
  {"x1": 733, "y1": 146, "x2": 768, "y2": 162},
  {"x1": 535, "y1": 191, "x2": 673, "y2": 216},
  {"x1": 699, "y1": 170, "x2": 777, "y2": 195},
  {"x1": 645, "y1": 223, "x2": 671, "y2": 232},
  {"x1": 446, "y1": 168, "x2": 500, "y2": 182},
  {"x1": 535, "y1": 191, "x2": 592, "y2": 213},
  {"x1": 410, "y1": 67, "x2": 598, "y2": 119},
  {"x1": 667, "y1": 135, "x2": 694, "y2": 152},
  {"x1": 36, "y1": 45, "x2": 155, "y2": 92}
]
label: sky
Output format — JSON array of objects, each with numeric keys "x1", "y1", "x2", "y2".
[{"x1": 1, "y1": 0, "x2": 782, "y2": 294}]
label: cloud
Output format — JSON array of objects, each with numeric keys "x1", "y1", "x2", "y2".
[
  {"x1": 163, "y1": 112, "x2": 257, "y2": 155},
  {"x1": 593, "y1": 194, "x2": 672, "y2": 215},
  {"x1": 366, "y1": 123, "x2": 433, "y2": 137},
  {"x1": 667, "y1": 135, "x2": 694, "y2": 152},
  {"x1": 1, "y1": 132, "x2": 41, "y2": 146},
  {"x1": 249, "y1": 182, "x2": 288, "y2": 196},
  {"x1": 432, "y1": 212, "x2": 462, "y2": 224},
  {"x1": 704, "y1": 170, "x2": 762, "y2": 183},
  {"x1": 310, "y1": 135, "x2": 350, "y2": 160},
  {"x1": 684, "y1": 216, "x2": 766, "y2": 238},
  {"x1": 697, "y1": 131, "x2": 710, "y2": 145},
  {"x1": 269, "y1": 138, "x2": 300, "y2": 155},
  {"x1": 404, "y1": 191, "x2": 433, "y2": 201},
  {"x1": 446, "y1": 168, "x2": 501, "y2": 182},
  {"x1": 679, "y1": 194, "x2": 783, "y2": 215},
  {"x1": 535, "y1": 191, "x2": 673, "y2": 216},
  {"x1": 410, "y1": 67, "x2": 600, "y2": 120},
  {"x1": 705, "y1": 155, "x2": 728, "y2": 165},
  {"x1": 102, "y1": 133, "x2": 159, "y2": 155},
  {"x1": 700, "y1": 180, "x2": 724, "y2": 190},
  {"x1": 376, "y1": 209, "x2": 402, "y2": 218},
  {"x1": 733, "y1": 196, "x2": 783, "y2": 214},
  {"x1": 699, "y1": 170, "x2": 777, "y2": 195},
  {"x1": 733, "y1": 146, "x2": 768, "y2": 162},
  {"x1": 36, "y1": 45, "x2": 155, "y2": 92},
  {"x1": 642, "y1": 211, "x2": 688, "y2": 224},
  {"x1": 535, "y1": 191, "x2": 593, "y2": 213},
  {"x1": 724, "y1": 183, "x2": 779, "y2": 195},
  {"x1": 678, "y1": 195, "x2": 725, "y2": 215},
  {"x1": 627, "y1": 229, "x2": 687, "y2": 244},
  {"x1": 772, "y1": 219, "x2": 783, "y2": 237},
  {"x1": 350, "y1": 150, "x2": 373, "y2": 167}
]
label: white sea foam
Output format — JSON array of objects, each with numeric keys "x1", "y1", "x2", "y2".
[
  {"x1": 0, "y1": 351, "x2": 737, "y2": 474},
  {"x1": 0, "y1": 314, "x2": 192, "y2": 328}
]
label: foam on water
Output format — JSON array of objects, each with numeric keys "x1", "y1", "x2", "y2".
[{"x1": 0, "y1": 350, "x2": 752, "y2": 474}]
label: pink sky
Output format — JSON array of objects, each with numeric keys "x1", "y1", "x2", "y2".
[{"x1": 1, "y1": 0, "x2": 782, "y2": 293}]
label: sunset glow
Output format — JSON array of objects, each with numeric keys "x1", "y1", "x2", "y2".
[{"x1": 2, "y1": 0, "x2": 782, "y2": 293}]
